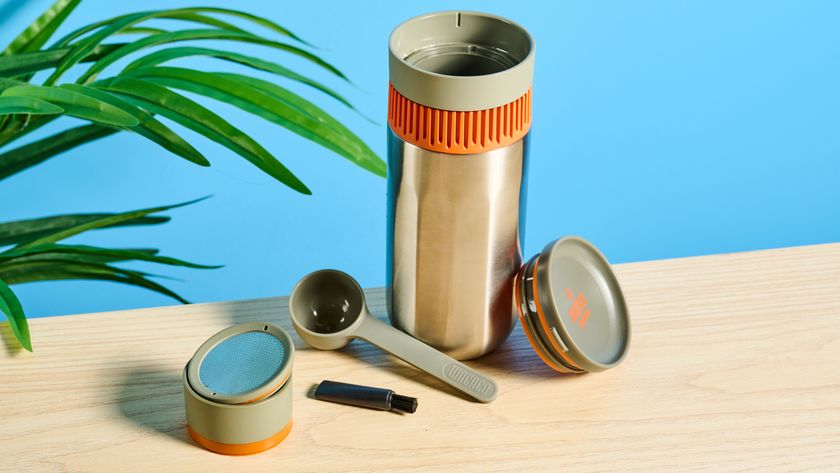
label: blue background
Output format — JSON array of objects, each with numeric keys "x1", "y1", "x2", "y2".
[{"x1": 1, "y1": 0, "x2": 838, "y2": 318}]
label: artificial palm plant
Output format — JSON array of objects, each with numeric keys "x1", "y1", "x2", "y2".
[{"x1": 0, "y1": 0, "x2": 385, "y2": 351}]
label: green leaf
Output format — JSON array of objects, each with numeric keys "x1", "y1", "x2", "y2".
[
  {"x1": 95, "y1": 76, "x2": 311, "y2": 193},
  {"x1": 51, "y1": 7, "x2": 306, "y2": 49},
  {"x1": 0, "y1": 115, "x2": 56, "y2": 151},
  {"x1": 1, "y1": 252, "x2": 129, "y2": 265},
  {"x1": 219, "y1": 73, "x2": 384, "y2": 172},
  {"x1": 1, "y1": 85, "x2": 139, "y2": 127},
  {"x1": 76, "y1": 28, "x2": 344, "y2": 85},
  {"x1": 0, "y1": 261, "x2": 189, "y2": 304},
  {"x1": 47, "y1": 10, "x2": 161, "y2": 84},
  {"x1": 0, "y1": 79, "x2": 53, "y2": 144},
  {"x1": 0, "y1": 77, "x2": 28, "y2": 93},
  {"x1": 3, "y1": 0, "x2": 81, "y2": 55},
  {"x1": 0, "y1": 96, "x2": 64, "y2": 115},
  {"x1": 121, "y1": 46, "x2": 354, "y2": 110},
  {"x1": 0, "y1": 44, "x2": 125, "y2": 77},
  {"x1": 1, "y1": 243, "x2": 221, "y2": 269},
  {"x1": 160, "y1": 12, "x2": 246, "y2": 34},
  {"x1": 0, "y1": 278, "x2": 31, "y2": 351},
  {"x1": 117, "y1": 27, "x2": 169, "y2": 36},
  {"x1": 50, "y1": 13, "x2": 161, "y2": 47},
  {"x1": 127, "y1": 67, "x2": 386, "y2": 177},
  {"x1": 51, "y1": 12, "x2": 238, "y2": 46},
  {"x1": 11, "y1": 197, "x2": 206, "y2": 251},
  {"x1": 0, "y1": 257, "x2": 163, "y2": 278},
  {"x1": 59, "y1": 84, "x2": 208, "y2": 166},
  {"x1": 0, "y1": 213, "x2": 169, "y2": 248},
  {"x1": 0, "y1": 246, "x2": 159, "y2": 265},
  {"x1": 173, "y1": 7, "x2": 308, "y2": 45},
  {"x1": 49, "y1": 8, "x2": 321, "y2": 84},
  {"x1": 0, "y1": 124, "x2": 116, "y2": 181}
]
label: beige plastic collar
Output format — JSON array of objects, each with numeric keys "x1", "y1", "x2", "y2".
[{"x1": 389, "y1": 11, "x2": 535, "y2": 111}]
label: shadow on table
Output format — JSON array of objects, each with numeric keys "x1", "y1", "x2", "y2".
[
  {"x1": 206, "y1": 297, "x2": 481, "y2": 403},
  {"x1": 0, "y1": 323, "x2": 25, "y2": 357},
  {"x1": 468, "y1": 326, "x2": 578, "y2": 379},
  {"x1": 328, "y1": 341, "x2": 480, "y2": 403},
  {"x1": 201, "y1": 290, "x2": 569, "y2": 405},
  {"x1": 116, "y1": 366, "x2": 193, "y2": 447}
]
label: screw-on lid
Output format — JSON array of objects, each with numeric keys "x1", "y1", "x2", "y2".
[{"x1": 517, "y1": 237, "x2": 630, "y2": 373}]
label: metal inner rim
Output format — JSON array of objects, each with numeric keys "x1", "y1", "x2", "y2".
[{"x1": 403, "y1": 42, "x2": 520, "y2": 76}]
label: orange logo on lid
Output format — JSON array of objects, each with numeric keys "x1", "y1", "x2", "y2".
[{"x1": 564, "y1": 288, "x2": 591, "y2": 328}]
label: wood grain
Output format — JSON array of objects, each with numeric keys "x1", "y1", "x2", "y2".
[{"x1": 1, "y1": 244, "x2": 839, "y2": 472}]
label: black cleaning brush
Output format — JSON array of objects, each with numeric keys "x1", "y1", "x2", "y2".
[{"x1": 314, "y1": 380, "x2": 418, "y2": 414}]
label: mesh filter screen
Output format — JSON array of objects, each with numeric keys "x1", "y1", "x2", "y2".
[{"x1": 199, "y1": 331, "x2": 285, "y2": 395}]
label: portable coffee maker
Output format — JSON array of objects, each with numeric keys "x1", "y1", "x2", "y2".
[{"x1": 387, "y1": 11, "x2": 535, "y2": 359}]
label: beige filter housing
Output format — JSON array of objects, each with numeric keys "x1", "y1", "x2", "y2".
[{"x1": 183, "y1": 322, "x2": 294, "y2": 455}]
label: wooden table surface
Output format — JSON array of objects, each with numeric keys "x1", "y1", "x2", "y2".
[{"x1": 2, "y1": 244, "x2": 839, "y2": 472}]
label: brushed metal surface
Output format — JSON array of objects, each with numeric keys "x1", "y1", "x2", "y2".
[{"x1": 386, "y1": 129, "x2": 529, "y2": 359}]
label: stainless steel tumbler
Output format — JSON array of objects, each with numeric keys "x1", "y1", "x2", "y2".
[{"x1": 386, "y1": 11, "x2": 535, "y2": 359}]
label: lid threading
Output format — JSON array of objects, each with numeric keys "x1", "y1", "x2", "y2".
[{"x1": 515, "y1": 257, "x2": 583, "y2": 374}]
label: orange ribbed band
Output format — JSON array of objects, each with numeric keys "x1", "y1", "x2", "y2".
[{"x1": 387, "y1": 84, "x2": 532, "y2": 154}]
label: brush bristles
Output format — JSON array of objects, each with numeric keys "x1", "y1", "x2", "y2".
[{"x1": 391, "y1": 394, "x2": 418, "y2": 414}]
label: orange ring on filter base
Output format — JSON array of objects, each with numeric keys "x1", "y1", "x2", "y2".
[
  {"x1": 187, "y1": 420, "x2": 292, "y2": 455},
  {"x1": 530, "y1": 258, "x2": 584, "y2": 371},
  {"x1": 387, "y1": 84, "x2": 532, "y2": 154}
]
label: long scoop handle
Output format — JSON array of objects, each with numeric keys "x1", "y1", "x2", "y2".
[{"x1": 354, "y1": 315, "x2": 498, "y2": 402}]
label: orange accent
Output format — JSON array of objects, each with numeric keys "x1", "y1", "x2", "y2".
[
  {"x1": 579, "y1": 309, "x2": 591, "y2": 328},
  {"x1": 514, "y1": 271, "x2": 570, "y2": 373},
  {"x1": 387, "y1": 84, "x2": 532, "y2": 154},
  {"x1": 564, "y1": 288, "x2": 590, "y2": 328},
  {"x1": 188, "y1": 420, "x2": 292, "y2": 455},
  {"x1": 240, "y1": 370, "x2": 291, "y2": 404},
  {"x1": 569, "y1": 292, "x2": 586, "y2": 322},
  {"x1": 531, "y1": 258, "x2": 583, "y2": 371}
]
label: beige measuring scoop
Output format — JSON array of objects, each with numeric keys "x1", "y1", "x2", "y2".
[{"x1": 289, "y1": 270, "x2": 497, "y2": 403}]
